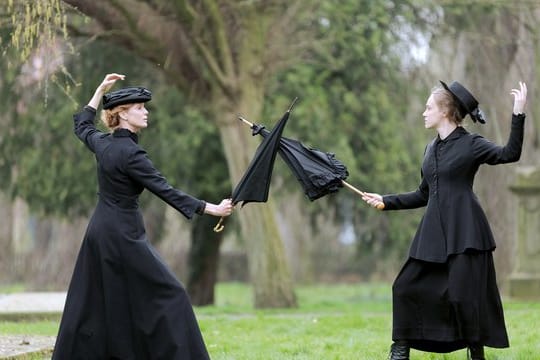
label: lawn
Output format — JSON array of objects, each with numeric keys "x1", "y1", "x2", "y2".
[{"x1": 1, "y1": 282, "x2": 539, "y2": 359}]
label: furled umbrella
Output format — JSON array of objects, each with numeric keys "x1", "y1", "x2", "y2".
[
  {"x1": 237, "y1": 115, "x2": 370, "y2": 202},
  {"x1": 213, "y1": 99, "x2": 296, "y2": 232}
]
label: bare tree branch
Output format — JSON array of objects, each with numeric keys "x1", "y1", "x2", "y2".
[
  {"x1": 202, "y1": 0, "x2": 235, "y2": 80},
  {"x1": 62, "y1": 0, "x2": 206, "y2": 92},
  {"x1": 192, "y1": 37, "x2": 231, "y2": 94}
]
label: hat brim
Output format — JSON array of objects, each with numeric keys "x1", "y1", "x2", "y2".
[
  {"x1": 439, "y1": 80, "x2": 451, "y2": 93},
  {"x1": 102, "y1": 87, "x2": 152, "y2": 110},
  {"x1": 103, "y1": 97, "x2": 151, "y2": 110}
]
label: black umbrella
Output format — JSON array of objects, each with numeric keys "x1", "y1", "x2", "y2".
[
  {"x1": 213, "y1": 99, "x2": 296, "y2": 232},
  {"x1": 237, "y1": 115, "x2": 369, "y2": 202}
]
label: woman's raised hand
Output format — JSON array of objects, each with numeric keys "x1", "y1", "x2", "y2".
[
  {"x1": 98, "y1": 73, "x2": 125, "y2": 94},
  {"x1": 87, "y1": 73, "x2": 125, "y2": 109},
  {"x1": 511, "y1": 81, "x2": 527, "y2": 115}
]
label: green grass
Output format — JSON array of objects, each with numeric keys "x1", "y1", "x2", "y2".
[
  {"x1": 1, "y1": 282, "x2": 539, "y2": 359},
  {"x1": 0, "y1": 283, "x2": 26, "y2": 294}
]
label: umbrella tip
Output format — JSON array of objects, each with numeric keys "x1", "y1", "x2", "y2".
[{"x1": 288, "y1": 97, "x2": 299, "y2": 112}]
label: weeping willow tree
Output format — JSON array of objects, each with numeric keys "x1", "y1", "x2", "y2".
[{"x1": 1, "y1": 0, "x2": 73, "y2": 80}]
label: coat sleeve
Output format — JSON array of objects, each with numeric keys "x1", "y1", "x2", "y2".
[
  {"x1": 73, "y1": 106, "x2": 104, "y2": 153},
  {"x1": 126, "y1": 148, "x2": 206, "y2": 219},
  {"x1": 382, "y1": 176, "x2": 429, "y2": 210},
  {"x1": 381, "y1": 140, "x2": 432, "y2": 210},
  {"x1": 472, "y1": 113, "x2": 525, "y2": 165}
]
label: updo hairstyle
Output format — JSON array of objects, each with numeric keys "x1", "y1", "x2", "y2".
[
  {"x1": 431, "y1": 86, "x2": 463, "y2": 125},
  {"x1": 101, "y1": 104, "x2": 132, "y2": 130}
]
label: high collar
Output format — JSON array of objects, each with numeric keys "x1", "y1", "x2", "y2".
[
  {"x1": 437, "y1": 126, "x2": 467, "y2": 143},
  {"x1": 113, "y1": 128, "x2": 139, "y2": 143}
]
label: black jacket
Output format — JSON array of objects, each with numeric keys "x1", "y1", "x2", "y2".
[
  {"x1": 74, "y1": 106, "x2": 205, "y2": 218},
  {"x1": 383, "y1": 114, "x2": 525, "y2": 262}
]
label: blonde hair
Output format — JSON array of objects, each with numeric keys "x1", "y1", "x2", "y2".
[
  {"x1": 431, "y1": 86, "x2": 463, "y2": 125},
  {"x1": 100, "y1": 104, "x2": 132, "y2": 130}
]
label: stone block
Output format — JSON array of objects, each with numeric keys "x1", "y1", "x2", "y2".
[{"x1": 508, "y1": 274, "x2": 540, "y2": 300}]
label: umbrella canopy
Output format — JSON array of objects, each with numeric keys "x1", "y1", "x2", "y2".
[
  {"x1": 245, "y1": 120, "x2": 349, "y2": 201},
  {"x1": 231, "y1": 110, "x2": 290, "y2": 206},
  {"x1": 213, "y1": 106, "x2": 292, "y2": 232}
]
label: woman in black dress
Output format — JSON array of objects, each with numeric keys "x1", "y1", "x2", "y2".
[
  {"x1": 362, "y1": 81, "x2": 527, "y2": 360},
  {"x1": 53, "y1": 73, "x2": 234, "y2": 359}
]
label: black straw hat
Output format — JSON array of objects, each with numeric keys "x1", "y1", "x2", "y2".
[
  {"x1": 102, "y1": 87, "x2": 152, "y2": 110},
  {"x1": 439, "y1": 80, "x2": 486, "y2": 124}
]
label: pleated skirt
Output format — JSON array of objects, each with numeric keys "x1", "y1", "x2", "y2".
[{"x1": 392, "y1": 251, "x2": 509, "y2": 353}]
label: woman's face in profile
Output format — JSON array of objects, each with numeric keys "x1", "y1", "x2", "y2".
[
  {"x1": 122, "y1": 103, "x2": 149, "y2": 132},
  {"x1": 422, "y1": 94, "x2": 445, "y2": 130}
]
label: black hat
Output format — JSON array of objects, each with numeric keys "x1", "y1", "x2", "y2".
[
  {"x1": 102, "y1": 87, "x2": 152, "y2": 110},
  {"x1": 439, "y1": 80, "x2": 486, "y2": 124}
]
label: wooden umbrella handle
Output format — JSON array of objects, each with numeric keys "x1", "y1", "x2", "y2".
[
  {"x1": 341, "y1": 180, "x2": 366, "y2": 196},
  {"x1": 341, "y1": 180, "x2": 384, "y2": 210},
  {"x1": 213, "y1": 217, "x2": 225, "y2": 232}
]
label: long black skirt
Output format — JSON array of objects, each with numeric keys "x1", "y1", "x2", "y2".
[
  {"x1": 392, "y1": 251, "x2": 509, "y2": 353},
  {"x1": 52, "y1": 200, "x2": 210, "y2": 360}
]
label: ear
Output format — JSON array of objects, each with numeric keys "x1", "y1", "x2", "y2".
[
  {"x1": 440, "y1": 108, "x2": 451, "y2": 119},
  {"x1": 119, "y1": 110, "x2": 128, "y2": 121}
]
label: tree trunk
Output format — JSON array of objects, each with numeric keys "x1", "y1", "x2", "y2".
[
  {"x1": 187, "y1": 215, "x2": 223, "y2": 306},
  {"x1": 203, "y1": 9, "x2": 298, "y2": 307},
  {"x1": 215, "y1": 87, "x2": 297, "y2": 307},
  {"x1": 238, "y1": 201, "x2": 297, "y2": 308}
]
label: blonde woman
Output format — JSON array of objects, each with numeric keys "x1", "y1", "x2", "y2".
[
  {"x1": 53, "y1": 73, "x2": 233, "y2": 359},
  {"x1": 363, "y1": 81, "x2": 527, "y2": 360}
]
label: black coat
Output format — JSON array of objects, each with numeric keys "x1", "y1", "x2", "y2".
[
  {"x1": 53, "y1": 107, "x2": 210, "y2": 360},
  {"x1": 383, "y1": 114, "x2": 525, "y2": 262}
]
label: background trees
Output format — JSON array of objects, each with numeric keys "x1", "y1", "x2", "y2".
[{"x1": 1, "y1": 0, "x2": 538, "y2": 305}]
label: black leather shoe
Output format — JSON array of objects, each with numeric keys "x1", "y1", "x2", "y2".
[
  {"x1": 388, "y1": 341, "x2": 410, "y2": 360},
  {"x1": 468, "y1": 344, "x2": 485, "y2": 360}
]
